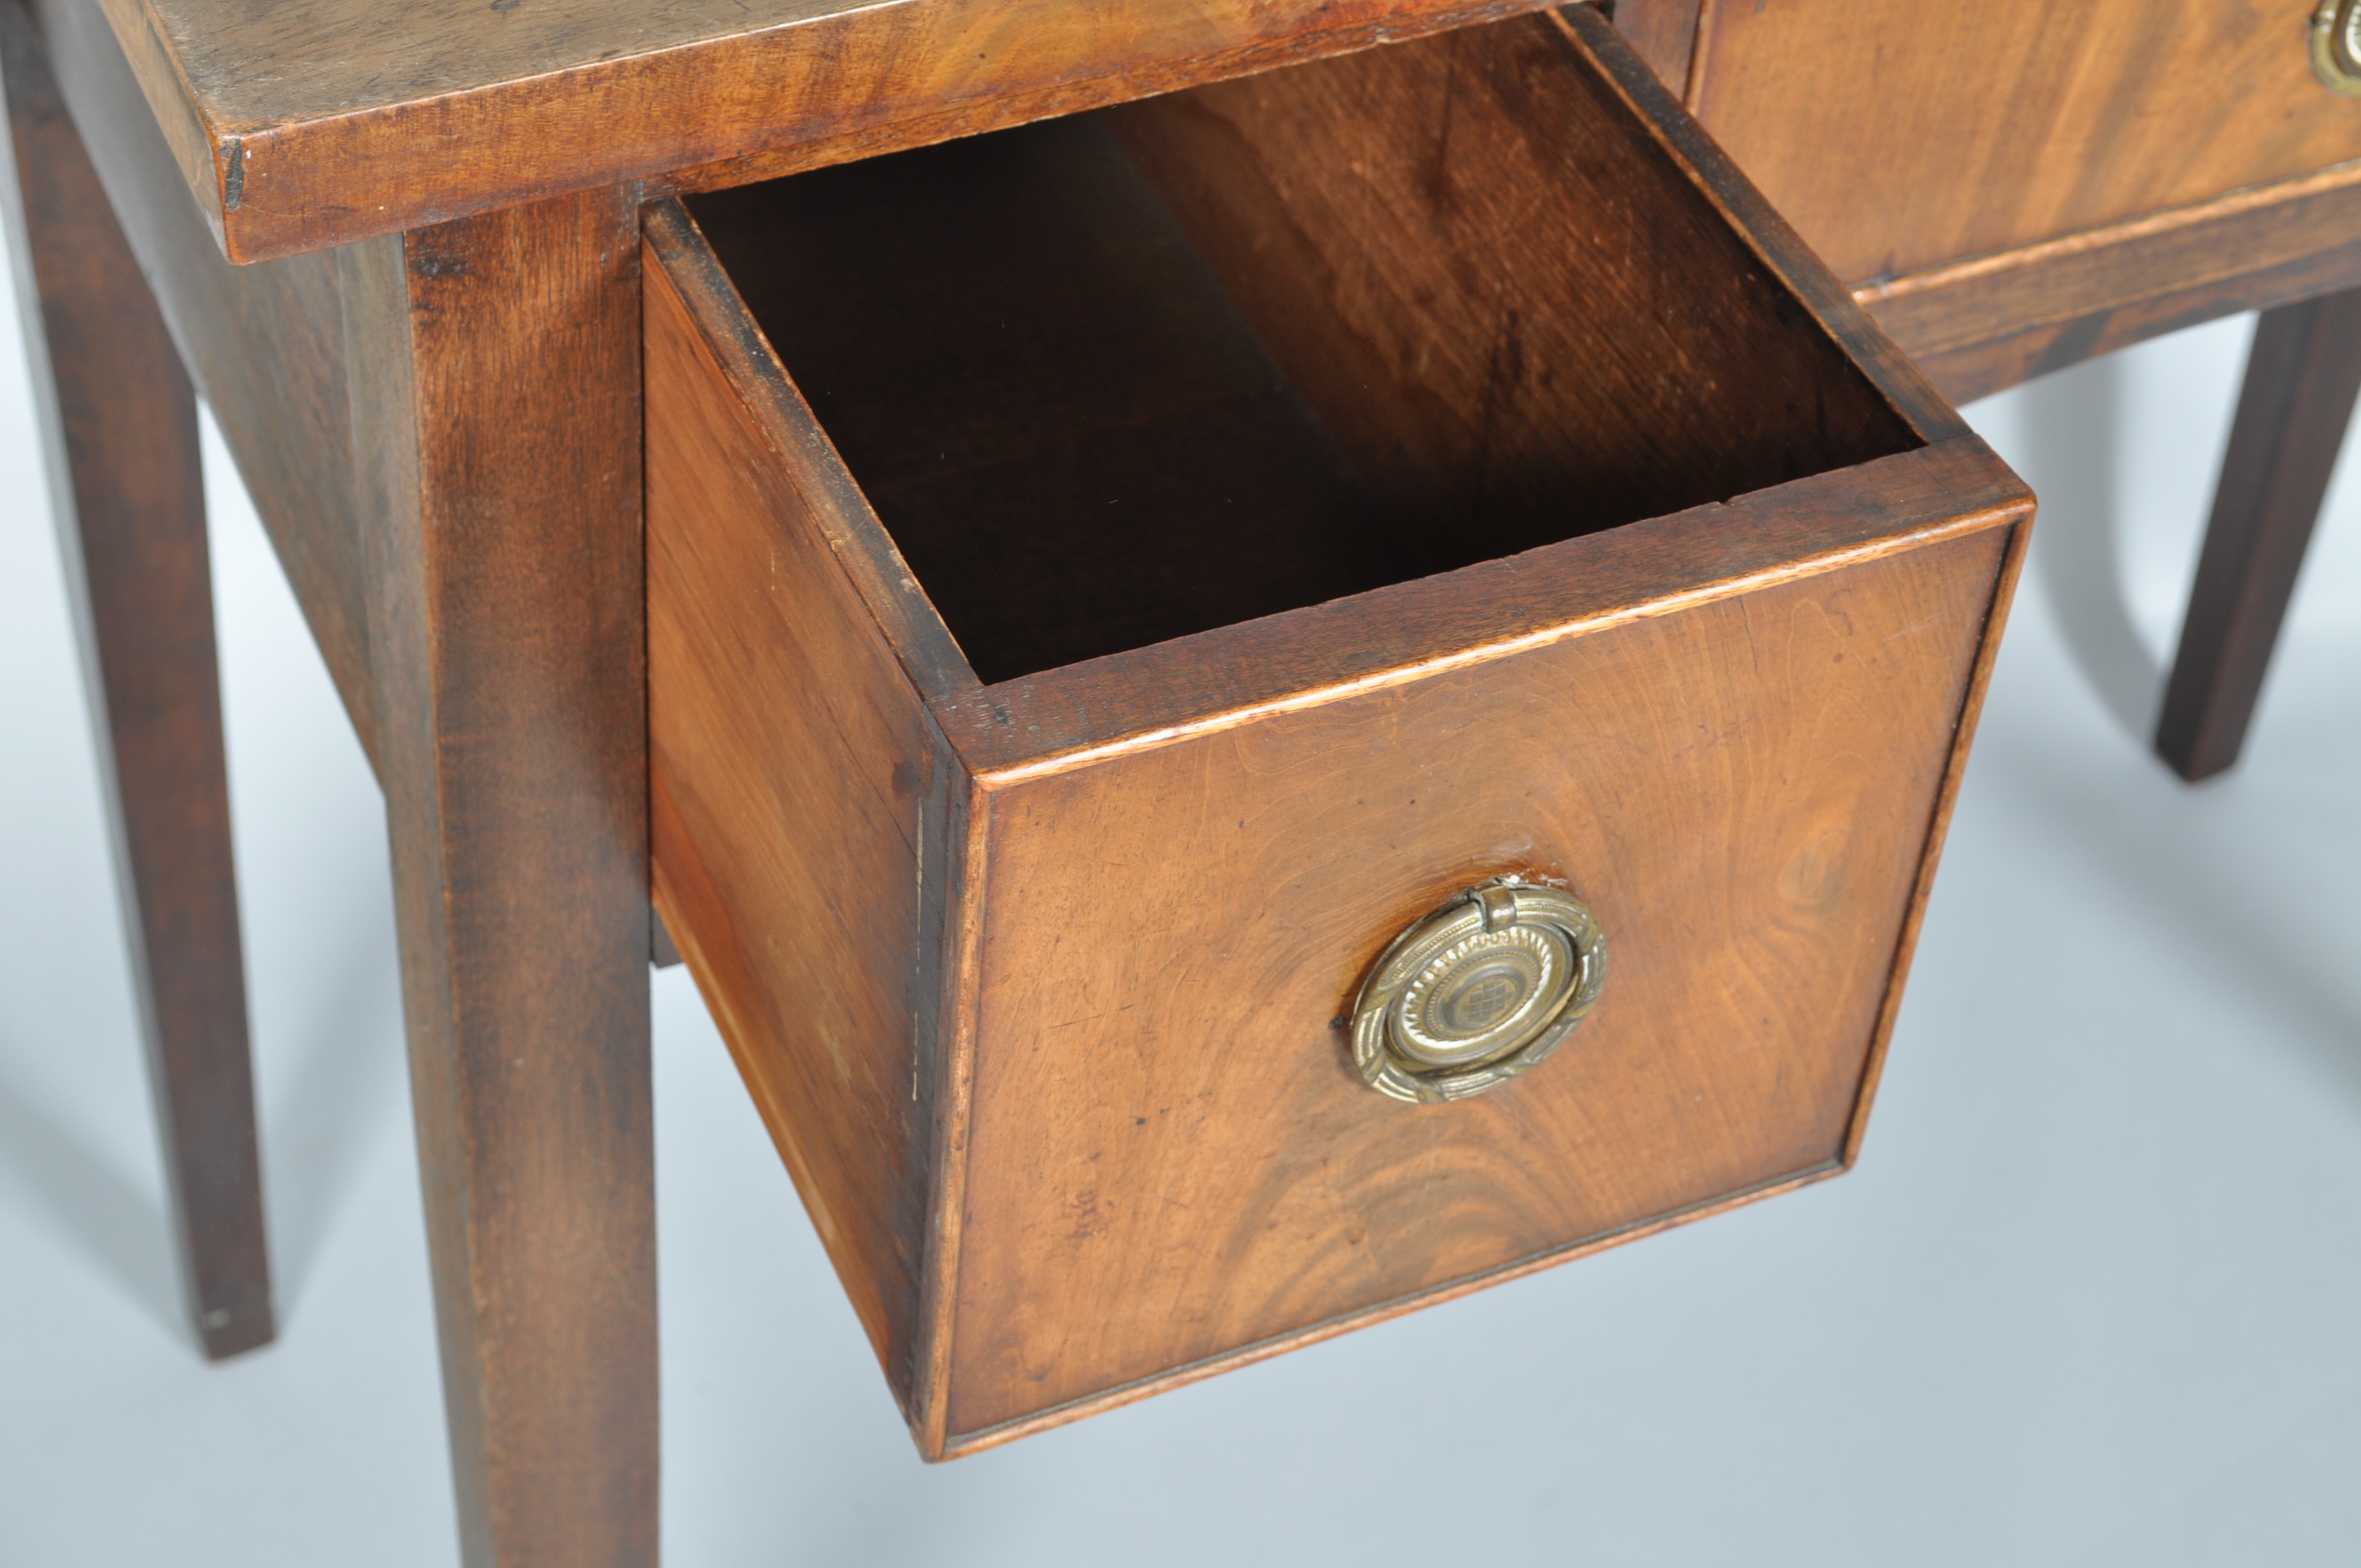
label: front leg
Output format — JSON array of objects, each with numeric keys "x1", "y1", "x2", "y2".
[{"x1": 340, "y1": 189, "x2": 656, "y2": 1568}]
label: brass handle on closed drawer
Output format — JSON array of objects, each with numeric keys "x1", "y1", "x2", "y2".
[
  {"x1": 2313, "y1": 0, "x2": 2361, "y2": 95},
  {"x1": 1349, "y1": 877, "x2": 1607, "y2": 1104}
]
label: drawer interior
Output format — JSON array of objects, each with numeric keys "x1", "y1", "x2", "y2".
[
  {"x1": 688, "y1": 118, "x2": 1379, "y2": 685},
  {"x1": 686, "y1": 21, "x2": 1923, "y2": 685}
]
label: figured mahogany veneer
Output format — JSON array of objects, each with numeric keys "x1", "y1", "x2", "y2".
[
  {"x1": 1613, "y1": 0, "x2": 2361, "y2": 792},
  {"x1": 1611, "y1": 0, "x2": 2361, "y2": 400},
  {"x1": 643, "y1": 7, "x2": 2029, "y2": 1459},
  {"x1": 1685, "y1": 0, "x2": 2361, "y2": 289}
]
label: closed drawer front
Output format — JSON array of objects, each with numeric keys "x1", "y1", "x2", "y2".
[
  {"x1": 645, "y1": 7, "x2": 2031, "y2": 1460},
  {"x1": 1690, "y1": 0, "x2": 2361, "y2": 287}
]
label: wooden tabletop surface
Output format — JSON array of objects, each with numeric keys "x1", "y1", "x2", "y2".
[{"x1": 95, "y1": 0, "x2": 1545, "y2": 261}]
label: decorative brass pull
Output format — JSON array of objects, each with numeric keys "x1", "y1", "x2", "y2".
[
  {"x1": 1349, "y1": 877, "x2": 1606, "y2": 1104},
  {"x1": 2313, "y1": 0, "x2": 2361, "y2": 95}
]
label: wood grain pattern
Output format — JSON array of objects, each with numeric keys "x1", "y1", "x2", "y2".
[
  {"x1": 947, "y1": 523, "x2": 2011, "y2": 1440},
  {"x1": 341, "y1": 188, "x2": 654, "y2": 1567},
  {"x1": 1904, "y1": 263, "x2": 2361, "y2": 408},
  {"x1": 644, "y1": 209, "x2": 960, "y2": 1412},
  {"x1": 1, "y1": 0, "x2": 272, "y2": 1360},
  {"x1": 1840, "y1": 474, "x2": 2031, "y2": 1168},
  {"x1": 933, "y1": 440, "x2": 2025, "y2": 778},
  {"x1": 681, "y1": 10, "x2": 1934, "y2": 687},
  {"x1": 1692, "y1": 0, "x2": 2361, "y2": 288},
  {"x1": 1603, "y1": 0, "x2": 1702, "y2": 95},
  {"x1": 29, "y1": 0, "x2": 377, "y2": 765},
  {"x1": 686, "y1": 120, "x2": 1405, "y2": 684},
  {"x1": 1545, "y1": 4, "x2": 1966, "y2": 446},
  {"x1": 1857, "y1": 163, "x2": 2361, "y2": 404},
  {"x1": 918, "y1": 443, "x2": 2029, "y2": 1451},
  {"x1": 1105, "y1": 10, "x2": 1917, "y2": 564},
  {"x1": 647, "y1": 11, "x2": 2028, "y2": 1459},
  {"x1": 2155, "y1": 287, "x2": 2361, "y2": 780},
  {"x1": 1107, "y1": 10, "x2": 1921, "y2": 562},
  {"x1": 93, "y1": 0, "x2": 1550, "y2": 261}
]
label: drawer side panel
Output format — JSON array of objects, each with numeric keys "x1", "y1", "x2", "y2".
[
  {"x1": 947, "y1": 524, "x2": 2009, "y2": 1437},
  {"x1": 645, "y1": 252, "x2": 947, "y2": 1409}
]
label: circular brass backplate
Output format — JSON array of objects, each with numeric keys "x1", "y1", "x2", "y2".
[
  {"x1": 1349, "y1": 877, "x2": 1606, "y2": 1104},
  {"x1": 2314, "y1": 0, "x2": 2361, "y2": 96}
]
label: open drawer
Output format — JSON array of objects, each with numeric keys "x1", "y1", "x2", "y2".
[{"x1": 643, "y1": 4, "x2": 2031, "y2": 1459}]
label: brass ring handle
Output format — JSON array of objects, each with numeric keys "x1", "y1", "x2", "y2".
[
  {"x1": 1348, "y1": 876, "x2": 1606, "y2": 1104},
  {"x1": 2313, "y1": 0, "x2": 2361, "y2": 96}
]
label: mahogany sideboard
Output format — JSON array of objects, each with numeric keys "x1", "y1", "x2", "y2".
[{"x1": 3, "y1": 0, "x2": 2351, "y2": 1561}]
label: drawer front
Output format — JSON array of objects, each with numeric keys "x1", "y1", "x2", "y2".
[
  {"x1": 1690, "y1": 0, "x2": 2361, "y2": 286},
  {"x1": 647, "y1": 6, "x2": 2031, "y2": 1459},
  {"x1": 946, "y1": 525, "x2": 2009, "y2": 1435}
]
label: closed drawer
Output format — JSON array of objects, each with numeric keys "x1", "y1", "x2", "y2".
[
  {"x1": 645, "y1": 6, "x2": 2031, "y2": 1460},
  {"x1": 1688, "y1": 0, "x2": 2361, "y2": 288}
]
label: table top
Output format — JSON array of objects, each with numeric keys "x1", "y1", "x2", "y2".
[{"x1": 92, "y1": 0, "x2": 1539, "y2": 262}]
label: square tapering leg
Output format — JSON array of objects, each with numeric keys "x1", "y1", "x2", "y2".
[
  {"x1": 2156, "y1": 289, "x2": 2361, "y2": 782},
  {"x1": 340, "y1": 188, "x2": 657, "y2": 1568},
  {"x1": 0, "y1": 2, "x2": 273, "y2": 1361}
]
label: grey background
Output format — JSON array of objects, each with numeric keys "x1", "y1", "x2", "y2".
[{"x1": 2, "y1": 216, "x2": 2357, "y2": 1564}]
